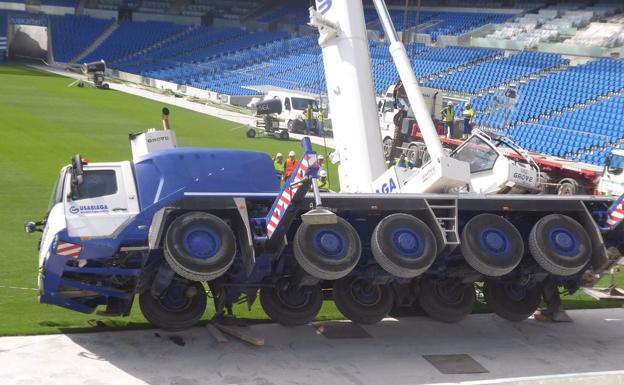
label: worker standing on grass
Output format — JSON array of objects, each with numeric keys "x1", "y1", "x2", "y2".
[
  {"x1": 284, "y1": 150, "x2": 298, "y2": 181},
  {"x1": 318, "y1": 154, "x2": 325, "y2": 172},
  {"x1": 462, "y1": 103, "x2": 475, "y2": 140},
  {"x1": 273, "y1": 152, "x2": 284, "y2": 182},
  {"x1": 318, "y1": 170, "x2": 332, "y2": 192},
  {"x1": 305, "y1": 103, "x2": 314, "y2": 135},
  {"x1": 317, "y1": 107, "x2": 325, "y2": 135},
  {"x1": 442, "y1": 102, "x2": 455, "y2": 139}
]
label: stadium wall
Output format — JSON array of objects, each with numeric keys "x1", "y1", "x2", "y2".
[
  {"x1": 83, "y1": 8, "x2": 117, "y2": 20},
  {"x1": 0, "y1": 2, "x2": 25, "y2": 11},
  {"x1": 132, "y1": 12, "x2": 199, "y2": 25}
]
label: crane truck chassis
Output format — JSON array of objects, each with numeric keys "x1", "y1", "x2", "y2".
[
  {"x1": 26, "y1": 0, "x2": 624, "y2": 330},
  {"x1": 27, "y1": 134, "x2": 624, "y2": 328}
]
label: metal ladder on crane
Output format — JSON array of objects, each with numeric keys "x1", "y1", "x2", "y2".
[{"x1": 426, "y1": 198, "x2": 460, "y2": 252}]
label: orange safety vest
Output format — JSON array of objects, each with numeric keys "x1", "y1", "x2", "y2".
[{"x1": 284, "y1": 158, "x2": 299, "y2": 179}]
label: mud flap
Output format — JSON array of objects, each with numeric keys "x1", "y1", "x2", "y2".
[
  {"x1": 233, "y1": 197, "x2": 255, "y2": 277},
  {"x1": 579, "y1": 202, "x2": 609, "y2": 271}
]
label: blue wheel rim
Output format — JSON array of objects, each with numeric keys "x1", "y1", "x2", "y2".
[
  {"x1": 479, "y1": 227, "x2": 510, "y2": 256},
  {"x1": 182, "y1": 226, "x2": 221, "y2": 260},
  {"x1": 548, "y1": 227, "x2": 579, "y2": 257},
  {"x1": 312, "y1": 229, "x2": 345, "y2": 258},
  {"x1": 160, "y1": 282, "x2": 190, "y2": 311},
  {"x1": 390, "y1": 227, "x2": 424, "y2": 259}
]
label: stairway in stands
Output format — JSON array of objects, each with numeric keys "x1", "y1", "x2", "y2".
[{"x1": 70, "y1": 20, "x2": 119, "y2": 63}]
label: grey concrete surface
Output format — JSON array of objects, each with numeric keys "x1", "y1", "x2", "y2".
[{"x1": 1, "y1": 309, "x2": 624, "y2": 385}]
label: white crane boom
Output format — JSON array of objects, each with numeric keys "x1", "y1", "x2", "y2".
[
  {"x1": 310, "y1": 0, "x2": 470, "y2": 194},
  {"x1": 309, "y1": 0, "x2": 386, "y2": 193}
]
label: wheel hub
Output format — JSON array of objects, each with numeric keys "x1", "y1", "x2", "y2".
[
  {"x1": 160, "y1": 283, "x2": 191, "y2": 312},
  {"x1": 277, "y1": 285, "x2": 310, "y2": 309},
  {"x1": 549, "y1": 228, "x2": 578, "y2": 256},
  {"x1": 350, "y1": 280, "x2": 382, "y2": 307},
  {"x1": 479, "y1": 228, "x2": 509, "y2": 256},
  {"x1": 315, "y1": 229, "x2": 344, "y2": 258},
  {"x1": 391, "y1": 228, "x2": 423, "y2": 257},
  {"x1": 183, "y1": 227, "x2": 220, "y2": 259}
]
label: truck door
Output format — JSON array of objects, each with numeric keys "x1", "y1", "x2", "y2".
[{"x1": 64, "y1": 162, "x2": 139, "y2": 238}]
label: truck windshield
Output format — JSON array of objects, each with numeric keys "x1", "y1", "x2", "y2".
[
  {"x1": 47, "y1": 169, "x2": 66, "y2": 213},
  {"x1": 451, "y1": 135, "x2": 498, "y2": 173},
  {"x1": 608, "y1": 154, "x2": 624, "y2": 175},
  {"x1": 291, "y1": 98, "x2": 318, "y2": 112}
]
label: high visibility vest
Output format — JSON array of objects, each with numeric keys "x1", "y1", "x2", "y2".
[
  {"x1": 284, "y1": 159, "x2": 298, "y2": 179},
  {"x1": 274, "y1": 160, "x2": 284, "y2": 175},
  {"x1": 443, "y1": 107, "x2": 454, "y2": 122},
  {"x1": 463, "y1": 108, "x2": 475, "y2": 119},
  {"x1": 318, "y1": 178, "x2": 330, "y2": 190},
  {"x1": 306, "y1": 106, "x2": 313, "y2": 120}
]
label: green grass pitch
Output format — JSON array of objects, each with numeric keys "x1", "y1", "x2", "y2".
[{"x1": 0, "y1": 65, "x2": 621, "y2": 336}]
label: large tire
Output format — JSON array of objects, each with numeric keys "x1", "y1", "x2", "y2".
[
  {"x1": 139, "y1": 279, "x2": 207, "y2": 330},
  {"x1": 528, "y1": 214, "x2": 591, "y2": 276},
  {"x1": 279, "y1": 130, "x2": 289, "y2": 140},
  {"x1": 259, "y1": 283, "x2": 323, "y2": 326},
  {"x1": 460, "y1": 214, "x2": 524, "y2": 277},
  {"x1": 383, "y1": 137, "x2": 393, "y2": 159},
  {"x1": 293, "y1": 216, "x2": 361, "y2": 280},
  {"x1": 333, "y1": 276, "x2": 394, "y2": 324},
  {"x1": 287, "y1": 120, "x2": 294, "y2": 133},
  {"x1": 418, "y1": 277, "x2": 475, "y2": 323},
  {"x1": 246, "y1": 128, "x2": 257, "y2": 138},
  {"x1": 483, "y1": 281, "x2": 541, "y2": 322},
  {"x1": 557, "y1": 179, "x2": 579, "y2": 195},
  {"x1": 371, "y1": 214, "x2": 437, "y2": 278},
  {"x1": 164, "y1": 212, "x2": 236, "y2": 282}
]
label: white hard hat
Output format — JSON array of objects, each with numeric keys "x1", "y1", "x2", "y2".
[
  {"x1": 318, "y1": 154, "x2": 324, "y2": 160},
  {"x1": 319, "y1": 170, "x2": 328, "y2": 177},
  {"x1": 447, "y1": 101, "x2": 454, "y2": 106},
  {"x1": 288, "y1": 150, "x2": 296, "y2": 157},
  {"x1": 276, "y1": 152, "x2": 283, "y2": 157}
]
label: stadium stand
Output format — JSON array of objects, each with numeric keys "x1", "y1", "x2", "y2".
[
  {"x1": 50, "y1": 15, "x2": 114, "y2": 62},
  {"x1": 82, "y1": 20, "x2": 188, "y2": 63},
  {"x1": 426, "y1": 51, "x2": 567, "y2": 94}
]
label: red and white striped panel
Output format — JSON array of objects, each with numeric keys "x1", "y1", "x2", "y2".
[
  {"x1": 56, "y1": 241, "x2": 82, "y2": 258},
  {"x1": 266, "y1": 158, "x2": 310, "y2": 237},
  {"x1": 607, "y1": 201, "x2": 624, "y2": 228}
]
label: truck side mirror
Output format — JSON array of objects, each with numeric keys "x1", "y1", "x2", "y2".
[{"x1": 69, "y1": 154, "x2": 84, "y2": 200}]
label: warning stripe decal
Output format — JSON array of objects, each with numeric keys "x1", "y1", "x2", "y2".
[{"x1": 56, "y1": 241, "x2": 82, "y2": 258}]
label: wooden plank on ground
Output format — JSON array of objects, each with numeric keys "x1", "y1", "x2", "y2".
[
  {"x1": 206, "y1": 324, "x2": 229, "y2": 343},
  {"x1": 215, "y1": 324, "x2": 265, "y2": 346}
]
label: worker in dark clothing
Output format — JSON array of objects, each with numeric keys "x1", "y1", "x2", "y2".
[
  {"x1": 462, "y1": 103, "x2": 475, "y2": 139},
  {"x1": 441, "y1": 102, "x2": 455, "y2": 139},
  {"x1": 305, "y1": 103, "x2": 314, "y2": 135}
]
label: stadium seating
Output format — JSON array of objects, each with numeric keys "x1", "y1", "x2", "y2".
[
  {"x1": 426, "y1": 51, "x2": 567, "y2": 94},
  {"x1": 83, "y1": 20, "x2": 188, "y2": 64},
  {"x1": 50, "y1": 15, "x2": 114, "y2": 63}
]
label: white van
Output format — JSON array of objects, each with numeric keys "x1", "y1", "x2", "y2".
[{"x1": 263, "y1": 90, "x2": 320, "y2": 133}]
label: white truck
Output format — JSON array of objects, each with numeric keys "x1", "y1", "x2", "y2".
[{"x1": 262, "y1": 90, "x2": 321, "y2": 133}]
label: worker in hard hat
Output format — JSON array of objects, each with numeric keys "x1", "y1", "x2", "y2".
[
  {"x1": 441, "y1": 102, "x2": 455, "y2": 139},
  {"x1": 305, "y1": 103, "x2": 314, "y2": 135},
  {"x1": 317, "y1": 107, "x2": 325, "y2": 135},
  {"x1": 317, "y1": 169, "x2": 331, "y2": 192},
  {"x1": 273, "y1": 152, "x2": 284, "y2": 182},
  {"x1": 462, "y1": 103, "x2": 475, "y2": 140},
  {"x1": 318, "y1": 154, "x2": 325, "y2": 172},
  {"x1": 283, "y1": 150, "x2": 298, "y2": 181}
]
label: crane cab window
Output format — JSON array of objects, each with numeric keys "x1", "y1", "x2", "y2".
[
  {"x1": 71, "y1": 170, "x2": 118, "y2": 200},
  {"x1": 452, "y1": 136, "x2": 498, "y2": 173},
  {"x1": 607, "y1": 154, "x2": 624, "y2": 175}
]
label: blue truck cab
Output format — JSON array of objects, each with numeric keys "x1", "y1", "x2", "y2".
[{"x1": 32, "y1": 134, "x2": 280, "y2": 317}]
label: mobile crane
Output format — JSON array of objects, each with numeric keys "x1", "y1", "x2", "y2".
[{"x1": 27, "y1": 0, "x2": 623, "y2": 329}]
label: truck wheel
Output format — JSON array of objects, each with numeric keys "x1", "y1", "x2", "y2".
[
  {"x1": 529, "y1": 214, "x2": 591, "y2": 276},
  {"x1": 164, "y1": 212, "x2": 236, "y2": 282},
  {"x1": 460, "y1": 214, "x2": 524, "y2": 277},
  {"x1": 293, "y1": 216, "x2": 361, "y2": 280},
  {"x1": 260, "y1": 282, "x2": 322, "y2": 326},
  {"x1": 371, "y1": 214, "x2": 437, "y2": 278},
  {"x1": 406, "y1": 143, "x2": 422, "y2": 168},
  {"x1": 333, "y1": 276, "x2": 394, "y2": 324},
  {"x1": 483, "y1": 281, "x2": 541, "y2": 322},
  {"x1": 279, "y1": 130, "x2": 289, "y2": 140},
  {"x1": 287, "y1": 120, "x2": 294, "y2": 132},
  {"x1": 246, "y1": 128, "x2": 257, "y2": 138},
  {"x1": 418, "y1": 277, "x2": 475, "y2": 323},
  {"x1": 557, "y1": 179, "x2": 579, "y2": 195},
  {"x1": 139, "y1": 279, "x2": 207, "y2": 330}
]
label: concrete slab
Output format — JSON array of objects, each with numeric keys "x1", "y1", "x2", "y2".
[{"x1": 1, "y1": 309, "x2": 624, "y2": 385}]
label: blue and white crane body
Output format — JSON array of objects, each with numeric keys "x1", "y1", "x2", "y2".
[{"x1": 27, "y1": 0, "x2": 624, "y2": 328}]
